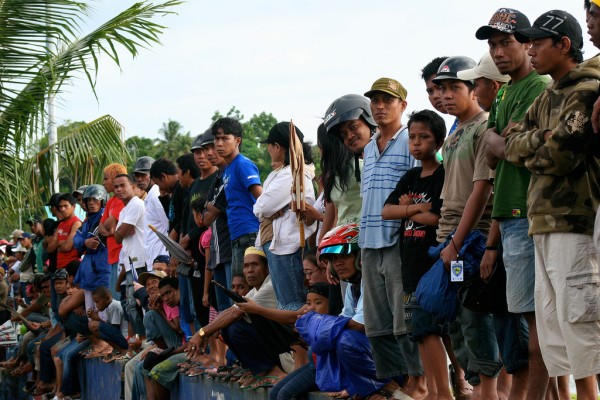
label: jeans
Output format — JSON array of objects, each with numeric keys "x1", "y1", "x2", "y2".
[
  {"x1": 263, "y1": 241, "x2": 306, "y2": 310},
  {"x1": 493, "y1": 312, "x2": 528, "y2": 373},
  {"x1": 126, "y1": 269, "x2": 146, "y2": 336},
  {"x1": 270, "y1": 363, "x2": 317, "y2": 400},
  {"x1": 109, "y1": 262, "x2": 120, "y2": 300},
  {"x1": 143, "y1": 310, "x2": 182, "y2": 349},
  {"x1": 231, "y1": 233, "x2": 257, "y2": 277},
  {"x1": 213, "y1": 262, "x2": 232, "y2": 312},
  {"x1": 132, "y1": 357, "x2": 147, "y2": 400},
  {"x1": 177, "y1": 272, "x2": 194, "y2": 324},
  {"x1": 58, "y1": 339, "x2": 90, "y2": 395},
  {"x1": 222, "y1": 319, "x2": 279, "y2": 375},
  {"x1": 39, "y1": 331, "x2": 63, "y2": 383}
]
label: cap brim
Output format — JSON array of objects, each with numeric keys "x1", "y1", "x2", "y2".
[
  {"x1": 456, "y1": 69, "x2": 481, "y2": 81},
  {"x1": 364, "y1": 89, "x2": 400, "y2": 99},
  {"x1": 515, "y1": 28, "x2": 551, "y2": 43},
  {"x1": 475, "y1": 26, "x2": 498, "y2": 40}
]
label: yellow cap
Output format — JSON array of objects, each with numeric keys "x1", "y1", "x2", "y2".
[
  {"x1": 592, "y1": 0, "x2": 600, "y2": 7},
  {"x1": 244, "y1": 246, "x2": 266, "y2": 258}
]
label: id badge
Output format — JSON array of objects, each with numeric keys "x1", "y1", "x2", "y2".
[{"x1": 451, "y1": 260, "x2": 464, "y2": 282}]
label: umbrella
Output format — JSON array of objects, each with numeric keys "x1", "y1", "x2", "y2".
[
  {"x1": 18, "y1": 248, "x2": 36, "y2": 273},
  {"x1": 147, "y1": 225, "x2": 194, "y2": 266},
  {"x1": 0, "y1": 302, "x2": 32, "y2": 329},
  {"x1": 288, "y1": 120, "x2": 306, "y2": 247}
]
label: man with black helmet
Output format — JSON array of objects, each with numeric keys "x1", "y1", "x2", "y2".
[
  {"x1": 475, "y1": 8, "x2": 551, "y2": 399},
  {"x1": 324, "y1": 94, "x2": 375, "y2": 155},
  {"x1": 504, "y1": 10, "x2": 600, "y2": 398},
  {"x1": 433, "y1": 57, "x2": 500, "y2": 399}
]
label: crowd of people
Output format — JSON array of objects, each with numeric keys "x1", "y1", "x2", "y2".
[{"x1": 1, "y1": 3, "x2": 600, "y2": 400}]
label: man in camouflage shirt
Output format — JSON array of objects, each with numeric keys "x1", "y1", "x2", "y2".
[{"x1": 505, "y1": 10, "x2": 600, "y2": 398}]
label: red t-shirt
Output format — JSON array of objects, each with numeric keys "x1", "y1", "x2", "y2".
[
  {"x1": 56, "y1": 215, "x2": 81, "y2": 269},
  {"x1": 101, "y1": 196, "x2": 125, "y2": 265}
]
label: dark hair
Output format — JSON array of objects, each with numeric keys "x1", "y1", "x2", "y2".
[
  {"x1": 149, "y1": 158, "x2": 177, "y2": 179},
  {"x1": 212, "y1": 117, "x2": 243, "y2": 138},
  {"x1": 92, "y1": 286, "x2": 111, "y2": 298},
  {"x1": 317, "y1": 123, "x2": 356, "y2": 202},
  {"x1": 407, "y1": 110, "x2": 447, "y2": 146},
  {"x1": 421, "y1": 56, "x2": 449, "y2": 81},
  {"x1": 41, "y1": 274, "x2": 51, "y2": 285},
  {"x1": 43, "y1": 218, "x2": 57, "y2": 236},
  {"x1": 57, "y1": 193, "x2": 76, "y2": 206},
  {"x1": 190, "y1": 197, "x2": 206, "y2": 213},
  {"x1": 303, "y1": 251, "x2": 320, "y2": 268},
  {"x1": 551, "y1": 36, "x2": 584, "y2": 63},
  {"x1": 65, "y1": 260, "x2": 80, "y2": 277},
  {"x1": 585, "y1": 0, "x2": 591, "y2": 11},
  {"x1": 115, "y1": 173, "x2": 136, "y2": 185},
  {"x1": 159, "y1": 277, "x2": 179, "y2": 290},
  {"x1": 176, "y1": 153, "x2": 200, "y2": 179},
  {"x1": 232, "y1": 272, "x2": 247, "y2": 282},
  {"x1": 281, "y1": 141, "x2": 314, "y2": 167}
]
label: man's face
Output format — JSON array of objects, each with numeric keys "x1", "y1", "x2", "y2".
[
  {"x1": 18, "y1": 237, "x2": 31, "y2": 249},
  {"x1": 408, "y1": 121, "x2": 440, "y2": 161},
  {"x1": 193, "y1": 148, "x2": 209, "y2": 170},
  {"x1": 102, "y1": 173, "x2": 114, "y2": 192},
  {"x1": 329, "y1": 253, "x2": 357, "y2": 281},
  {"x1": 54, "y1": 279, "x2": 68, "y2": 295},
  {"x1": 440, "y1": 80, "x2": 476, "y2": 119},
  {"x1": 85, "y1": 198, "x2": 102, "y2": 214},
  {"x1": 29, "y1": 222, "x2": 42, "y2": 235},
  {"x1": 528, "y1": 37, "x2": 562, "y2": 76},
  {"x1": 92, "y1": 293, "x2": 112, "y2": 312},
  {"x1": 214, "y1": 129, "x2": 240, "y2": 160},
  {"x1": 159, "y1": 284, "x2": 180, "y2": 307},
  {"x1": 488, "y1": 31, "x2": 529, "y2": 76},
  {"x1": 74, "y1": 193, "x2": 84, "y2": 209},
  {"x1": 588, "y1": 4, "x2": 600, "y2": 49},
  {"x1": 231, "y1": 276, "x2": 250, "y2": 297},
  {"x1": 153, "y1": 173, "x2": 176, "y2": 193},
  {"x1": 145, "y1": 276, "x2": 161, "y2": 296},
  {"x1": 176, "y1": 167, "x2": 193, "y2": 189},
  {"x1": 369, "y1": 92, "x2": 406, "y2": 128},
  {"x1": 473, "y1": 77, "x2": 497, "y2": 112},
  {"x1": 202, "y1": 143, "x2": 223, "y2": 166},
  {"x1": 306, "y1": 292, "x2": 329, "y2": 315},
  {"x1": 58, "y1": 200, "x2": 75, "y2": 218},
  {"x1": 243, "y1": 254, "x2": 269, "y2": 288},
  {"x1": 425, "y1": 75, "x2": 446, "y2": 113},
  {"x1": 113, "y1": 176, "x2": 135, "y2": 202},
  {"x1": 133, "y1": 172, "x2": 151, "y2": 191},
  {"x1": 337, "y1": 119, "x2": 372, "y2": 154},
  {"x1": 41, "y1": 281, "x2": 51, "y2": 297}
]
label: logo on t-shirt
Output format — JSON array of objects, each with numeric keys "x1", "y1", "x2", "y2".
[{"x1": 247, "y1": 174, "x2": 258, "y2": 180}]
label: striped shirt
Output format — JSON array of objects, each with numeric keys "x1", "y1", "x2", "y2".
[{"x1": 359, "y1": 126, "x2": 416, "y2": 249}]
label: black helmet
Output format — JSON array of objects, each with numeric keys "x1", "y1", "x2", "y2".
[
  {"x1": 323, "y1": 94, "x2": 377, "y2": 136},
  {"x1": 200, "y1": 128, "x2": 215, "y2": 147},
  {"x1": 134, "y1": 156, "x2": 155, "y2": 173},
  {"x1": 190, "y1": 132, "x2": 205, "y2": 151},
  {"x1": 82, "y1": 184, "x2": 108, "y2": 207},
  {"x1": 432, "y1": 56, "x2": 477, "y2": 84}
]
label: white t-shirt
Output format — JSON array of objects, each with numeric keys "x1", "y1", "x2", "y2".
[
  {"x1": 144, "y1": 185, "x2": 168, "y2": 271},
  {"x1": 117, "y1": 196, "x2": 146, "y2": 271},
  {"x1": 99, "y1": 298, "x2": 128, "y2": 338}
]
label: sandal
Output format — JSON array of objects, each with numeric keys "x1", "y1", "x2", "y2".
[
  {"x1": 449, "y1": 364, "x2": 472, "y2": 400},
  {"x1": 250, "y1": 375, "x2": 285, "y2": 390},
  {"x1": 239, "y1": 375, "x2": 260, "y2": 389}
]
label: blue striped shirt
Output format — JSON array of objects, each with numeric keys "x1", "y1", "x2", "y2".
[{"x1": 359, "y1": 126, "x2": 416, "y2": 248}]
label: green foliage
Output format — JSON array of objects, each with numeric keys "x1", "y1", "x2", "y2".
[
  {"x1": 126, "y1": 135, "x2": 155, "y2": 160},
  {"x1": 153, "y1": 119, "x2": 192, "y2": 161}
]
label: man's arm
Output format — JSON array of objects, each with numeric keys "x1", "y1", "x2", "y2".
[
  {"x1": 58, "y1": 289, "x2": 85, "y2": 319},
  {"x1": 248, "y1": 184, "x2": 262, "y2": 200},
  {"x1": 114, "y1": 222, "x2": 135, "y2": 245},
  {"x1": 98, "y1": 214, "x2": 117, "y2": 237},
  {"x1": 58, "y1": 220, "x2": 82, "y2": 252},
  {"x1": 202, "y1": 202, "x2": 221, "y2": 226}
]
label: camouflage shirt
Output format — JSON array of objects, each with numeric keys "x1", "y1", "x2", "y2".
[{"x1": 505, "y1": 56, "x2": 600, "y2": 236}]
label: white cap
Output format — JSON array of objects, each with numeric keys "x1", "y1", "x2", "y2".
[{"x1": 456, "y1": 52, "x2": 510, "y2": 83}]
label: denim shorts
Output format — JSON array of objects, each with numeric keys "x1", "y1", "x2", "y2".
[
  {"x1": 231, "y1": 233, "x2": 257, "y2": 277},
  {"x1": 499, "y1": 218, "x2": 535, "y2": 313},
  {"x1": 493, "y1": 312, "x2": 528, "y2": 373},
  {"x1": 405, "y1": 293, "x2": 449, "y2": 343}
]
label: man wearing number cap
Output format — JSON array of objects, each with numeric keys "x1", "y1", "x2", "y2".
[{"x1": 504, "y1": 10, "x2": 600, "y2": 397}]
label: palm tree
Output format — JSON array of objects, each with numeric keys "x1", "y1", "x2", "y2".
[
  {"x1": 153, "y1": 119, "x2": 192, "y2": 161},
  {"x1": 0, "y1": 0, "x2": 181, "y2": 228}
]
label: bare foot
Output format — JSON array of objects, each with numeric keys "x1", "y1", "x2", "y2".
[{"x1": 327, "y1": 389, "x2": 350, "y2": 398}]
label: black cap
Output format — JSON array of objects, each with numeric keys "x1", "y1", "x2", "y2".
[
  {"x1": 515, "y1": 10, "x2": 583, "y2": 50},
  {"x1": 475, "y1": 8, "x2": 531, "y2": 39},
  {"x1": 307, "y1": 282, "x2": 330, "y2": 298},
  {"x1": 200, "y1": 128, "x2": 215, "y2": 147},
  {"x1": 26, "y1": 216, "x2": 42, "y2": 225},
  {"x1": 46, "y1": 193, "x2": 62, "y2": 208},
  {"x1": 261, "y1": 122, "x2": 304, "y2": 148}
]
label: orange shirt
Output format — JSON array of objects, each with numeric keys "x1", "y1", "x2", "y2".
[
  {"x1": 101, "y1": 196, "x2": 125, "y2": 265},
  {"x1": 56, "y1": 215, "x2": 81, "y2": 269}
]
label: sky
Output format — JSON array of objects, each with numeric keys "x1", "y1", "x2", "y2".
[{"x1": 56, "y1": 0, "x2": 596, "y2": 146}]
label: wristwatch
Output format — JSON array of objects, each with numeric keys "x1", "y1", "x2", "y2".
[{"x1": 198, "y1": 328, "x2": 206, "y2": 338}]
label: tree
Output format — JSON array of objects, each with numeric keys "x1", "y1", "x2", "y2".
[
  {"x1": 153, "y1": 119, "x2": 192, "y2": 161},
  {"x1": 126, "y1": 135, "x2": 155, "y2": 161},
  {"x1": 0, "y1": 0, "x2": 181, "y2": 229}
]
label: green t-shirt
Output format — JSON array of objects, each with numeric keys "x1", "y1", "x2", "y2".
[
  {"x1": 329, "y1": 158, "x2": 362, "y2": 225},
  {"x1": 489, "y1": 71, "x2": 549, "y2": 219}
]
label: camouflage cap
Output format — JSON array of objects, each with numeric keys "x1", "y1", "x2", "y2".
[{"x1": 364, "y1": 78, "x2": 407, "y2": 101}]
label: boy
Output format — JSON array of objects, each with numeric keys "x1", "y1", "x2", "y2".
[
  {"x1": 432, "y1": 56, "x2": 500, "y2": 398},
  {"x1": 382, "y1": 110, "x2": 449, "y2": 399},
  {"x1": 87, "y1": 286, "x2": 128, "y2": 354},
  {"x1": 505, "y1": 10, "x2": 600, "y2": 398}
]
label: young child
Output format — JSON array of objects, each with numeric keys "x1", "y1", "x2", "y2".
[
  {"x1": 382, "y1": 109, "x2": 449, "y2": 399},
  {"x1": 87, "y1": 286, "x2": 128, "y2": 359},
  {"x1": 230, "y1": 273, "x2": 250, "y2": 297}
]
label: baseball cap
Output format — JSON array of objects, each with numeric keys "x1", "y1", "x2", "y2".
[
  {"x1": 18, "y1": 232, "x2": 32, "y2": 239},
  {"x1": 261, "y1": 122, "x2": 304, "y2": 148},
  {"x1": 138, "y1": 270, "x2": 167, "y2": 286},
  {"x1": 53, "y1": 269, "x2": 69, "y2": 281},
  {"x1": 190, "y1": 132, "x2": 206, "y2": 151},
  {"x1": 476, "y1": 8, "x2": 531, "y2": 39},
  {"x1": 200, "y1": 129, "x2": 215, "y2": 147},
  {"x1": 26, "y1": 216, "x2": 42, "y2": 225},
  {"x1": 457, "y1": 52, "x2": 510, "y2": 83},
  {"x1": 515, "y1": 10, "x2": 583, "y2": 50},
  {"x1": 10, "y1": 229, "x2": 23, "y2": 239},
  {"x1": 364, "y1": 78, "x2": 408, "y2": 101}
]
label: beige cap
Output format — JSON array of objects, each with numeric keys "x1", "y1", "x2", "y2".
[{"x1": 456, "y1": 52, "x2": 510, "y2": 83}]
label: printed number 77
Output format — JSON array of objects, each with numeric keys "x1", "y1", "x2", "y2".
[{"x1": 543, "y1": 15, "x2": 564, "y2": 30}]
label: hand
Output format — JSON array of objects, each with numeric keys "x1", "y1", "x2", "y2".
[
  {"x1": 28, "y1": 322, "x2": 41, "y2": 331},
  {"x1": 299, "y1": 203, "x2": 323, "y2": 225},
  {"x1": 440, "y1": 243, "x2": 459, "y2": 270},
  {"x1": 325, "y1": 263, "x2": 340, "y2": 285},
  {"x1": 480, "y1": 250, "x2": 498, "y2": 282},
  {"x1": 149, "y1": 294, "x2": 162, "y2": 311},
  {"x1": 16, "y1": 297, "x2": 26, "y2": 307},
  {"x1": 186, "y1": 331, "x2": 207, "y2": 359},
  {"x1": 84, "y1": 237, "x2": 100, "y2": 250},
  {"x1": 543, "y1": 130, "x2": 553, "y2": 142},
  {"x1": 417, "y1": 203, "x2": 432, "y2": 213},
  {"x1": 297, "y1": 304, "x2": 310, "y2": 315},
  {"x1": 168, "y1": 258, "x2": 179, "y2": 278},
  {"x1": 235, "y1": 298, "x2": 259, "y2": 314},
  {"x1": 86, "y1": 308, "x2": 99, "y2": 320},
  {"x1": 399, "y1": 194, "x2": 413, "y2": 206},
  {"x1": 202, "y1": 293, "x2": 209, "y2": 308}
]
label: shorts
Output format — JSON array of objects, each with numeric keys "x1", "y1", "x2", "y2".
[
  {"x1": 499, "y1": 219, "x2": 535, "y2": 313},
  {"x1": 406, "y1": 293, "x2": 449, "y2": 342},
  {"x1": 146, "y1": 353, "x2": 188, "y2": 390},
  {"x1": 533, "y1": 232, "x2": 600, "y2": 379}
]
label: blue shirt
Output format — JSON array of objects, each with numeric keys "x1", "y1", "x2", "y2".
[
  {"x1": 341, "y1": 281, "x2": 364, "y2": 324},
  {"x1": 223, "y1": 154, "x2": 261, "y2": 240},
  {"x1": 359, "y1": 126, "x2": 416, "y2": 248}
]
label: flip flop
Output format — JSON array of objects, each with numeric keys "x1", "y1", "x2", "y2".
[{"x1": 251, "y1": 375, "x2": 284, "y2": 390}]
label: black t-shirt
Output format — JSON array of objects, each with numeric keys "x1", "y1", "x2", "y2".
[
  {"x1": 207, "y1": 168, "x2": 232, "y2": 266},
  {"x1": 170, "y1": 181, "x2": 188, "y2": 235},
  {"x1": 385, "y1": 165, "x2": 445, "y2": 293},
  {"x1": 45, "y1": 220, "x2": 60, "y2": 274},
  {"x1": 182, "y1": 172, "x2": 217, "y2": 236}
]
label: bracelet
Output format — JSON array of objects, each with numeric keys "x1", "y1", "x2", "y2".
[
  {"x1": 450, "y1": 237, "x2": 460, "y2": 254},
  {"x1": 485, "y1": 246, "x2": 498, "y2": 251}
]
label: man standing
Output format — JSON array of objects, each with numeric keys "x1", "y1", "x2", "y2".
[
  {"x1": 505, "y1": 11, "x2": 600, "y2": 399},
  {"x1": 361, "y1": 78, "x2": 424, "y2": 397},
  {"x1": 477, "y1": 8, "x2": 550, "y2": 400},
  {"x1": 25, "y1": 216, "x2": 45, "y2": 274},
  {"x1": 114, "y1": 173, "x2": 148, "y2": 339},
  {"x1": 213, "y1": 118, "x2": 262, "y2": 277}
]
